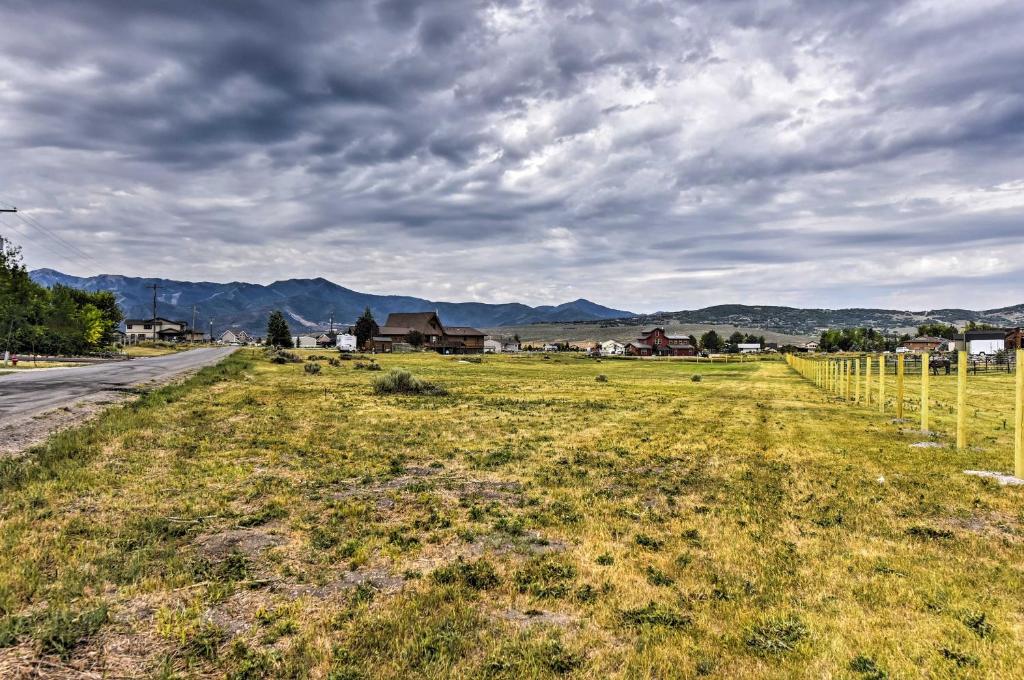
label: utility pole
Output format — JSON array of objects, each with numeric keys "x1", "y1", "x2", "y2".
[
  {"x1": 146, "y1": 282, "x2": 161, "y2": 342},
  {"x1": 0, "y1": 207, "x2": 16, "y2": 213},
  {"x1": 191, "y1": 305, "x2": 197, "y2": 345},
  {"x1": 209, "y1": 318, "x2": 214, "y2": 343},
  {"x1": 329, "y1": 312, "x2": 334, "y2": 336}
]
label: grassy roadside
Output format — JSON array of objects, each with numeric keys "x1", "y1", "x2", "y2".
[{"x1": 1, "y1": 350, "x2": 1023, "y2": 678}]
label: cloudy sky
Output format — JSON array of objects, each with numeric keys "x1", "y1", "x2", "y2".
[{"x1": 1, "y1": 0, "x2": 1022, "y2": 313}]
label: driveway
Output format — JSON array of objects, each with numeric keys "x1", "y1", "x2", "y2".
[{"x1": 0, "y1": 347, "x2": 236, "y2": 428}]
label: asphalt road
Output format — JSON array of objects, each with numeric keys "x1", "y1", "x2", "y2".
[{"x1": 0, "y1": 347, "x2": 236, "y2": 426}]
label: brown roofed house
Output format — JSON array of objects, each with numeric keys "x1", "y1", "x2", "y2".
[{"x1": 374, "y1": 312, "x2": 485, "y2": 354}]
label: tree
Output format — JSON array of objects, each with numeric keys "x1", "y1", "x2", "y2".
[
  {"x1": 354, "y1": 306, "x2": 378, "y2": 350},
  {"x1": 917, "y1": 322, "x2": 959, "y2": 339},
  {"x1": 406, "y1": 329, "x2": 424, "y2": 347},
  {"x1": 700, "y1": 330, "x2": 722, "y2": 353},
  {"x1": 688, "y1": 334, "x2": 698, "y2": 349},
  {"x1": 727, "y1": 331, "x2": 745, "y2": 353},
  {"x1": 266, "y1": 310, "x2": 292, "y2": 347}
]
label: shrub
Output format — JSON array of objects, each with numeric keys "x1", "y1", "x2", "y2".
[
  {"x1": 634, "y1": 533, "x2": 663, "y2": 551},
  {"x1": 307, "y1": 354, "x2": 330, "y2": 361},
  {"x1": 328, "y1": 358, "x2": 341, "y2": 367},
  {"x1": 267, "y1": 349, "x2": 302, "y2": 364},
  {"x1": 304, "y1": 362, "x2": 321, "y2": 375},
  {"x1": 354, "y1": 361, "x2": 381, "y2": 371},
  {"x1": 691, "y1": 374, "x2": 703, "y2": 382},
  {"x1": 595, "y1": 374, "x2": 608, "y2": 382},
  {"x1": 372, "y1": 369, "x2": 448, "y2": 396}
]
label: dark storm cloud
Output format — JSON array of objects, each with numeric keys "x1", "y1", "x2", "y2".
[{"x1": 1, "y1": 0, "x2": 1023, "y2": 311}]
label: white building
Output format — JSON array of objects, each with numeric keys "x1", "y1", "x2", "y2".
[
  {"x1": 502, "y1": 341, "x2": 521, "y2": 353},
  {"x1": 484, "y1": 339, "x2": 503, "y2": 353},
  {"x1": 336, "y1": 333, "x2": 357, "y2": 351},
  {"x1": 737, "y1": 343, "x2": 762, "y2": 354},
  {"x1": 966, "y1": 330, "x2": 1005, "y2": 355},
  {"x1": 293, "y1": 335, "x2": 318, "y2": 348},
  {"x1": 543, "y1": 343, "x2": 559, "y2": 352},
  {"x1": 600, "y1": 340, "x2": 625, "y2": 355}
]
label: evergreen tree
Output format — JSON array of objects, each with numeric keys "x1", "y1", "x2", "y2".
[
  {"x1": 266, "y1": 310, "x2": 293, "y2": 347},
  {"x1": 354, "y1": 306, "x2": 378, "y2": 349}
]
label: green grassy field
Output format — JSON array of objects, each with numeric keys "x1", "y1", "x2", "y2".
[{"x1": 1, "y1": 350, "x2": 1023, "y2": 678}]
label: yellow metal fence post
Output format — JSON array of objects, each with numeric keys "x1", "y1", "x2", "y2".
[
  {"x1": 957, "y1": 350, "x2": 967, "y2": 450},
  {"x1": 845, "y1": 359, "x2": 852, "y2": 400},
  {"x1": 1016, "y1": 349, "x2": 1023, "y2": 478},
  {"x1": 896, "y1": 354, "x2": 905, "y2": 419},
  {"x1": 921, "y1": 351, "x2": 930, "y2": 432}
]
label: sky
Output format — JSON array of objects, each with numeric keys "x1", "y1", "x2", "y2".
[{"x1": 1, "y1": 0, "x2": 1023, "y2": 314}]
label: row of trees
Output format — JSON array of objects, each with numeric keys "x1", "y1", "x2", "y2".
[
  {"x1": 819, "y1": 322, "x2": 1003, "y2": 352},
  {"x1": 1, "y1": 236, "x2": 123, "y2": 355},
  {"x1": 696, "y1": 330, "x2": 766, "y2": 353}
]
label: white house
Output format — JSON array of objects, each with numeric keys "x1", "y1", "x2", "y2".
[
  {"x1": 483, "y1": 339, "x2": 503, "y2": 353},
  {"x1": 502, "y1": 341, "x2": 521, "y2": 353},
  {"x1": 336, "y1": 333, "x2": 357, "y2": 351},
  {"x1": 219, "y1": 330, "x2": 241, "y2": 345},
  {"x1": 737, "y1": 343, "x2": 762, "y2": 354},
  {"x1": 293, "y1": 335, "x2": 318, "y2": 348},
  {"x1": 600, "y1": 340, "x2": 625, "y2": 355},
  {"x1": 543, "y1": 343, "x2": 559, "y2": 352}
]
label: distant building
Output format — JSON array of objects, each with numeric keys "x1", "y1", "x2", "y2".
[
  {"x1": 965, "y1": 330, "x2": 1006, "y2": 355},
  {"x1": 125, "y1": 317, "x2": 187, "y2": 342},
  {"x1": 502, "y1": 341, "x2": 521, "y2": 353},
  {"x1": 737, "y1": 343, "x2": 762, "y2": 354},
  {"x1": 543, "y1": 343, "x2": 560, "y2": 352},
  {"x1": 293, "y1": 335, "x2": 318, "y2": 348},
  {"x1": 600, "y1": 340, "x2": 625, "y2": 356},
  {"x1": 483, "y1": 339, "x2": 503, "y2": 353},
  {"x1": 336, "y1": 333, "x2": 357, "y2": 351},
  {"x1": 901, "y1": 336, "x2": 946, "y2": 352},
  {"x1": 625, "y1": 328, "x2": 695, "y2": 357},
  {"x1": 219, "y1": 329, "x2": 254, "y2": 345},
  {"x1": 1005, "y1": 328, "x2": 1024, "y2": 351},
  {"x1": 374, "y1": 312, "x2": 485, "y2": 354},
  {"x1": 801, "y1": 341, "x2": 819, "y2": 351}
]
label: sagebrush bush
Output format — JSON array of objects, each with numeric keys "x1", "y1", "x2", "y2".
[
  {"x1": 267, "y1": 349, "x2": 302, "y2": 364},
  {"x1": 595, "y1": 374, "x2": 608, "y2": 382},
  {"x1": 372, "y1": 369, "x2": 448, "y2": 396},
  {"x1": 304, "y1": 362, "x2": 321, "y2": 375},
  {"x1": 307, "y1": 354, "x2": 330, "y2": 361},
  {"x1": 691, "y1": 374, "x2": 703, "y2": 382},
  {"x1": 328, "y1": 358, "x2": 341, "y2": 367},
  {"x1": 354, "y1": 360, "x2": 381, "y2": 371}
]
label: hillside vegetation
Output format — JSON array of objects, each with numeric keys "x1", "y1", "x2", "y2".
[{"x1": 1, "y1": 352, "x2": 1022, "y2": 678}]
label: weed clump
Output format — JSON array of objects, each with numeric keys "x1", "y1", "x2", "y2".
[
  {"x1": 595, "y1": 374, "x2": 608, "y2": 382},
  {"x1": 432, "y1": 559, "x2": 500, "y2": 590},
  {"x1": 620, "y1": 602, "x2": 691, "y2": 629},
  {"x1": 907, "y1": 526, "x2": 954, "y2": 540},
  {"x1": 595, "y1": 553, "x2": 614, "y2": 566},
  {"x1": 514, "y1": 558, "x2": 577, "y2": 599},
  {"x1": 373, "y1": 369, "x2": 448, "y2": 396},
  {"x1": 745, "y1": 615, "x2": 809, "y2": 654},
  {"x1": 304, "y1": 362, "x2": 322, "y2": 375},
  {"x1": 691, "y1": 374, "x2": 703, "y2": 382},
  {"x1": 634, "y1": 533, "x2": 663, "y2": 551},
  {"x1": 849, "y1": 654, "x2": 888, "y2": 680}
]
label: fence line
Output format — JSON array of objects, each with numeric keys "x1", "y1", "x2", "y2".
[{"x1": 787, "y1": 350, "x2": 1024, "y2": 478}]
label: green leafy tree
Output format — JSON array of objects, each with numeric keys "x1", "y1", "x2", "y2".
[
  {"x1": 700, "y1": 330, "x2": 722, "y2": 353},
  {"x1": 406, "y1": 330, "x2": 424, "y2": 347},
  {"x1": 266, "y1": 310, "x2": 293, "y2": 348},
  {"x1": 354, "y1": 306, "x2": 379, "y2": 350}
]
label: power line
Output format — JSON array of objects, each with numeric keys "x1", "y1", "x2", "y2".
[
  {"x1": 0, "y1": 215, "x2": 93, "y2": 271},
  {"x1": 0, "y1": 197, "x2": 104, "y2": 271}
]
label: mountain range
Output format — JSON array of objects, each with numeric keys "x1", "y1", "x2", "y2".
[{"x1": 28, "y1": 269, "x2": 633, "y2": 335}]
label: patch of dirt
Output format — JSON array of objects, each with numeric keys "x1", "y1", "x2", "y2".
[
  {"x1": 273, "y1": 568, "x2": 406, "y2": 599},
  {"x1": 946, "y1": 512, "x2": 1022, "y2": 541},
  {"x1": 496, "y1": 608, "x2": 578, "y2": 628},
  {"x1": 0, "y1": 393, "x2": 131, "y2": 458},
  {"x1": 203, "y1": 588, "x2": 278, "y2": 636},
  {"x1": 194, "y1": 527, "x2": 287, "y2": 562}
]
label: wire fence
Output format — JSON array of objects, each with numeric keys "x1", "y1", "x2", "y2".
[{"x1": 787, "y1": 350, "x2": 1024, "y2": 478}]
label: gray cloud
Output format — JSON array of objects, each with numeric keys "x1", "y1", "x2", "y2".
[{"x1": 1, "y1": 0, "x2": 1023, "y2": 313}]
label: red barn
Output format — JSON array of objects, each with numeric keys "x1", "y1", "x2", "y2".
[{"x1": 625, "y1": 328, "x2": 696, "y2": 356}]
